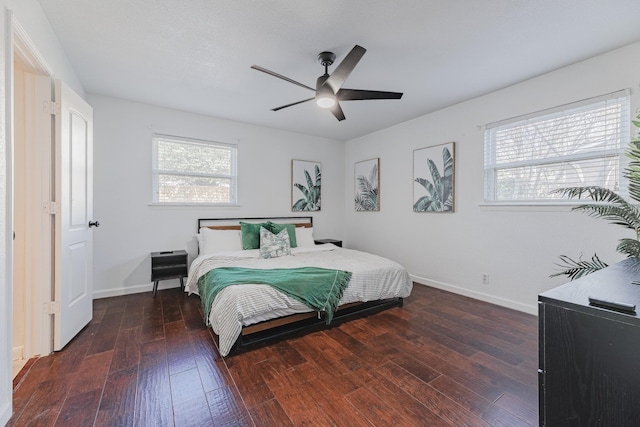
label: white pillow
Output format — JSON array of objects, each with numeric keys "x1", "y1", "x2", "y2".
[
  {"x1": 295, "y1": 227, "x2": 315, "y2": 247},
  {"x1": 259, "y1": 226, "x2": 291, "y2": 259},
  {"x1": 198, "y1": 227, "x2": 242, "y2": 254}
]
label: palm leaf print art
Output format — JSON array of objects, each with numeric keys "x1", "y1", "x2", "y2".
[
  {"x1": 293, "y1": 163, "x2": 321, "y2": 211},
  {"x1": 355, "y1": 160, "x2": 379, "y2": 211},
  {"x1": 414, "y1": 144, "x2": 454, "y2": 212}
]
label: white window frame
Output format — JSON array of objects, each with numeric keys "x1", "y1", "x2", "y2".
[
  {"x1": 151, "y1": 134, "x2": 238, "y2": 205},
  {"x1": 484, "y1": 90, "x2": 631, "y2": 204}
]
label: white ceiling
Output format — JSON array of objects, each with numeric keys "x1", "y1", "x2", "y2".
[{"x1": 38, "y1": 0, "x2": 640, "y2": 141}]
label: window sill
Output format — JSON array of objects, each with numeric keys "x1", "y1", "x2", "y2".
[
  {"x1": 149, "y1": 203, "x2": 241, "y2": 209},
  {"x1": 478, "y1": 202, "x2": 578, "y2": 212}
]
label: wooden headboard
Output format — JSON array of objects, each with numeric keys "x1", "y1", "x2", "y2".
[{"x1": 197, "y1": 216, "x2": 313, "y2": 232}]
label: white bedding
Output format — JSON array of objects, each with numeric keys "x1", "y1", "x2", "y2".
[{"x1": 185, "y1": 244, "x2": 413, "y2": 356}]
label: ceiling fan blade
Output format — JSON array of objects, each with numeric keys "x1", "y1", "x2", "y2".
[
  {"x1": 251, "y1": 65, "x2": 315, "y2": 92},
  {"x1": 324, "y1": 45, "x2": 366, "y2": 93},
  {"x1": 271, "y1": 97, "x2": 314, "y2": 111},
  {"x1": 337, "y1": 89, "x2": 403, "y2": 101},
  {"x1": 329, "y1": 102, "x2": 346, "y2": 121}
]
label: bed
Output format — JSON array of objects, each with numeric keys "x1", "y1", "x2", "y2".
[{"x1": 185, "y1": 216, "x2": 413, "y2": 356}]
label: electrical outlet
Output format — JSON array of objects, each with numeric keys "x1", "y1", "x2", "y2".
[{"x1": 482, "y1": 273, "x2": 490, "y2": 284}]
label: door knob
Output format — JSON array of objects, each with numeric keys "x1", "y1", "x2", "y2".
[{"x1": 89, "y1": 220, "x2": 100, "y2": 228}]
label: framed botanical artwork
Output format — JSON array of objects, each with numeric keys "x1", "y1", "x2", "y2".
[
  {"x1": 413, "y1": 142, "x2": 455, "y2": 212},
  {"x1": 291, "y1": 159, "x2": 321, "y2": 211},
  {"x1": 354, "y1": 158, "x2": 380, "y2": 211}
]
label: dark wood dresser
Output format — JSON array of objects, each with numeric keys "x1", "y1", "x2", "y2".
[{"x1": 538, "y1": 258, "x2": 640, "y2": 426}]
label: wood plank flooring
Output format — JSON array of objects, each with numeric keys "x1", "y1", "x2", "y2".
[{"x1": 8, "y1": 284, "x2": 538, "y2": 426}]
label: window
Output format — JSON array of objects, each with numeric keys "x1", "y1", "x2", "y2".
[
  {"x1": 484, "y1": 90, "x2": 630, "y2": 203},
  {"x1": 152, "y1": 134, "x2": 237, "y2": 204}
]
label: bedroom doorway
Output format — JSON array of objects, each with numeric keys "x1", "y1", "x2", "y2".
[
  {"x1": 11, "y1": 23, "x2": 56, "y2": 376},
  {"x1": 11, "y1": 19, "x2": 95, "y2": 376}
]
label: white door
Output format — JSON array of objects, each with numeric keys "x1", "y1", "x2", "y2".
[{"x1": 53, "y1": 80, "x2": 94, "y2": 351}]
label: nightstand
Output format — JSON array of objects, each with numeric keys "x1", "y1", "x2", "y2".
[
  {"x1": 314, "y1": 239, "x2": 342, "y2": 247},
  {"x1": 151, "y1": 250, "x2": 188, "y2": 297}
]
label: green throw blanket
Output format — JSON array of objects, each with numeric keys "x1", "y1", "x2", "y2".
[{"x1": 197, "y1": 266, "x2": 352, "y2": 326}]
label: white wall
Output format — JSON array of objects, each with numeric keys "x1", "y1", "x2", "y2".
[
  {"x1": 345, "y1": 41, "x2": 640, "y2": 315},
  {"x1": 88, "y1": 94, "x2": 345, "y2": 297}
]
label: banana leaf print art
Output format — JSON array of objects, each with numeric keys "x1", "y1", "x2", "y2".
[
  {"x1": 413, "y1": 142, "x2": 455, "y2": 212},
  {"x1": 292, "y1": 160, "x2": 321, "y2": 211},
  {"x1": 354, "y1": 158, "x2": 380, "y2": 211}
]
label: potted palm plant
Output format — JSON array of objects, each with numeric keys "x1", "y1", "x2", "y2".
[{"x1": 551, "y1": 113, "x2": 640, "y2": 280}]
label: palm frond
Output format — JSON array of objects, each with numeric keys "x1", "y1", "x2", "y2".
[
  {"x1": 357, "y1": 175, "x2": 375, "y2": 195},
  {"x1": 413, "y1": 196, "x2": 433, "y2": 211},
  {"x1": 443, "y1": 193, "x2": 453, "y2": 210},
  {"x1": 415, "y1": 177, "x2": 435, "y2": 196},
  {"x1": 294, "y1": 182, "x2": 310, "y2": 200},
  {"x1": 442, "y1": 147, "x2": 453, "y2": 178},
  {"x1": 304, "y1": 170, "x2": 314, "y2": 190},
  {"x1": 368, "y1": 163, "x2": 378, "y2": 185},
  {"x1": 625, "y1": 140, "x2": 640, "y2": 203},
  {"x1": 354, "y1": 192, "x2": 378, "y2": 211},
  {"x1": 427, "y1": 158, "x2": 441, "y2": 184},
  {"x1": 550, "y1": 254, "x2": 609, "y2": 280},
  {"x1": 552, "y1": 186, "x2": 625, "y2": 204},
  {"x1": 313, "y1": 165, "x2": 321, "y2": 187},
  {"x1": 553, "y1": 185, "x2": 640, "y2": 230},
  {"x1": 572, "y1": 203, "x2": 640, "y2": 230},
  {"x1": 617, "y1": 238, "x2": 640, "y2": 258},
  {"x1": 355, "y1": 174, "x2": 379, "y2": 211},
  {"x1": 627, "y1": 178, "x2": 640, "y2": 204}
]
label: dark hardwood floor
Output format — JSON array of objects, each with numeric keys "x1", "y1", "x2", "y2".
[{"x1": 8, "y1": 284, "x2": 538, "y2": 426}]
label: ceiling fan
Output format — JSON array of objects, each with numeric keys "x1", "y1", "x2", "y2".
[{"x1": 251, "y1": 45, "x2": 403, "y2": 121}]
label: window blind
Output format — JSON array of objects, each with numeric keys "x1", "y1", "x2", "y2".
[
  {"x1": 152, "y1": 134, "x2": 238, "y2": 204},
  {"x1": 484, "y1": 90, "x2": 630, "y2": 202}
]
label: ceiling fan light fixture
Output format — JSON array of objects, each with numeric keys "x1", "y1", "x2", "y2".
[
  {"x1": 316, "y1": 82, "x2": 336, "y2": 108},
  {"x1": 251, "y1": 45, "x2": 403, "y2": 121},
  {"x1": 316, "y1": 95, "x2": 336, "y2": 108}
]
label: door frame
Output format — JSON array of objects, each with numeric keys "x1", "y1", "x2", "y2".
[{"x1": 11, "y1": 16, "x2": 55, "y2": 359}]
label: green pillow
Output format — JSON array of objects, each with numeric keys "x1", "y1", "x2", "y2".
[
  {"x1": 268, "y1": 222, "x2": 297, "y2": 248},
  {"x1": 240, "y1": 222, "x2": 269, "y2": 249}
]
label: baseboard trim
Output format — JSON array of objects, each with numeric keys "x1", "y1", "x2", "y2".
[
  {"x1": 92, "y1": 277, "x2": 537, "y2": 316},
  {"x1": 410, "y1": 275, "x2": 538, "y2": 316},
  {"x1": 92, "y1": 281, "x2": 182, "y2": 299}
]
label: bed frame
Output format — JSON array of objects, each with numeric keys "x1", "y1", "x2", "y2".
[
  {"x1": 196, "y1": 216, "x2": 404, "y2": 355},
  {"x1": 198, "y1": 216, "x2": 314, "y2": 231}
]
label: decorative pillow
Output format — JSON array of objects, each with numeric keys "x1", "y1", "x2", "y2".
[
  {"x1": 240, "y1": 222, "x2": 269, "y2": 249},
  {"x1": 295, "y1": 227, "x2": 315, "y2": 247},
  {"x1": 259, "y1": 227, "x2": 291, "y2": 259},
  {"x1": 198, "y1": 228, "x2": 242, "y2": 254},
  {"x1": 268, "y1": 222, "x2": 297, "y2": 248}
]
